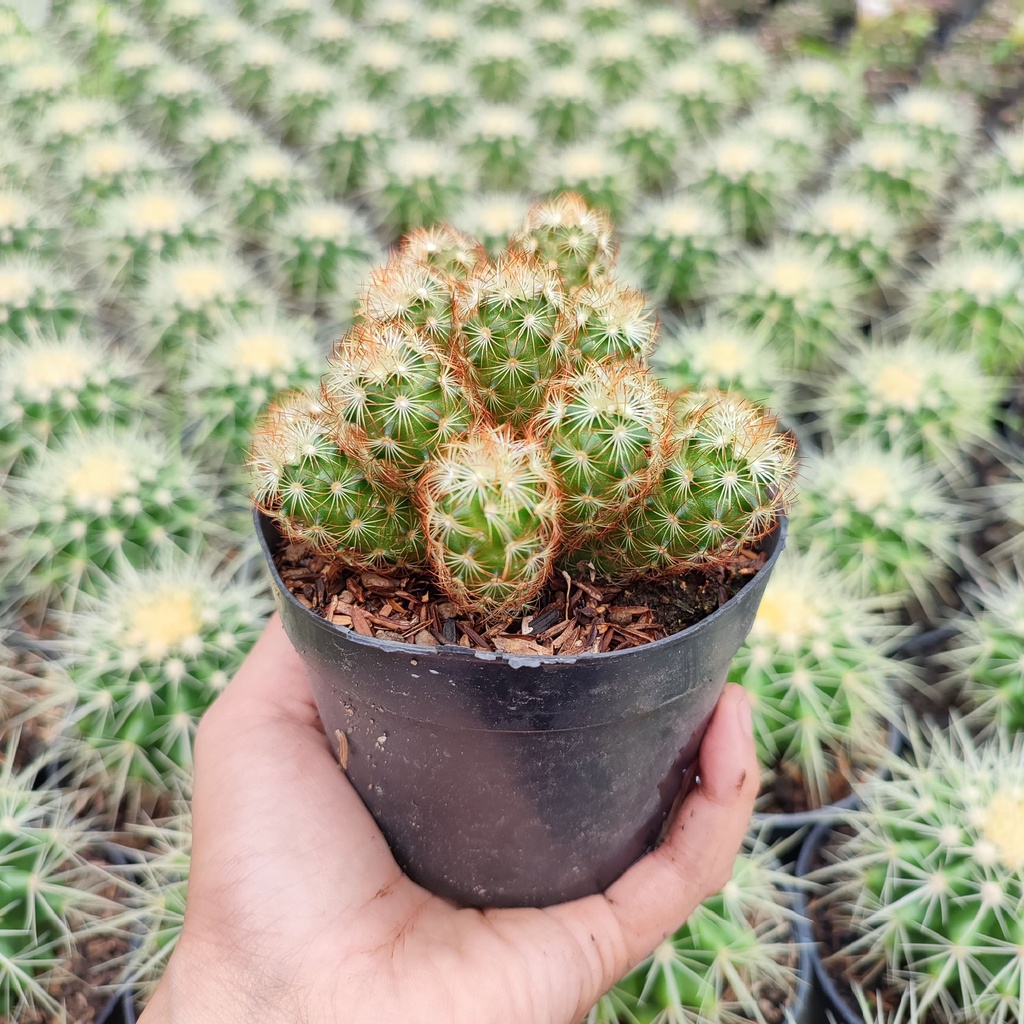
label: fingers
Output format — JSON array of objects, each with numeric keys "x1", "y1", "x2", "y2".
[
  {"x1": 209, "y1": 613, "x2": 320, "y2": 728},
  {"x1": 603, "y1": 684, "x2": 758, "y2": 963}
]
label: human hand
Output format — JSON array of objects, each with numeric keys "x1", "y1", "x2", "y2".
[{"x1": 140, "y1": 615, "x2": 759, "y2": 1024}]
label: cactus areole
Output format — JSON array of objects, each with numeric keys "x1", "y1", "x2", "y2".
[{"x1": 250, "y1": 195, "x2": 794, "y2": 906}]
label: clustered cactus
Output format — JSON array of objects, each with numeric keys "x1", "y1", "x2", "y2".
[{"x1": 251, "y1": 194, "x2": 796, "y2": 620}]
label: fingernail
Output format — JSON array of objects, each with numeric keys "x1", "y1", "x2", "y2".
[{"x1": 735, "y1": 687, "x2": 753, "y2": 741}]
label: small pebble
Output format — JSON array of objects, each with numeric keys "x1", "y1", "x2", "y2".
[{"x1": 414, "y1": 629, "x2": 439, "y2": 646}]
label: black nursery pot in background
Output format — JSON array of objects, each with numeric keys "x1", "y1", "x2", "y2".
[{"x1": 256, "y1": 511, "x2": 787, "y2": 909}]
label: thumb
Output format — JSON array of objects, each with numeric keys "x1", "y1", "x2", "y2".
[{"x1": 599, "y1": 684, "x2": 759, "y2": 969}]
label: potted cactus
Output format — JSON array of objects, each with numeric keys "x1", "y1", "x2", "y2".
[{"x1": 250, "y1": 194, "x2": 796, "y2": 908}]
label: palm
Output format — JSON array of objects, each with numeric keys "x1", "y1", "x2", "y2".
[{"x1": 154, "y1": 618, "x2": 758, "y2": 1024}]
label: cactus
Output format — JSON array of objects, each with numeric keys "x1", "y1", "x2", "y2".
[
  {"x1": 467, "y1": 31, "x2": 532, "y2": 103},
  {"x1": 639, "y1": 6, "x2": 699, "y2": 65},
  {"x1": 650, "y1": 314, "x2": 787, "y2": 410},
  {"x1": 143, "y1": 0, "x2": 210, "y2": 53},
  {"x1": 834, "y1": 131, "x2": 947, "y2": 225},
  {"x1": 269, "y1": 200, "x2": 378, "y2": 308},
  {"x1": 301, "y1": 10, "x2": 356, "y2": 64},
  {"x1": 32, "y1": 96, "x2": 124, "y2": 160},
  {"x1": 61, "y1": 132, "x2": 176, "y2": 219},
  {"x1": 63, "y1": 556, "x2": 270, "y2": 811},
  {"x1": 811, "y1": 718, "x2": 1024, "y2": 1024},
  {"x1": 790, "y1": 440, "x2": 958, "y2": 604},
  {"x1": 738, "y1": 103, "x2": 825, "y2": 181},
  {"x1": 4, "y1": 426, "x2": 214, "y2": 606},
  {"x1": 971, "y1": 126, "x2": 1024, "y2": 191},
  {"x1": 0, "y1": 754, "x2": 121, "y2": 1020},
  {"x1": 116, "y1": 810, "x2": 191, "y2": 1000},
  {"x1": 571, "y1": 389, "x2": 795, "y2": 580},
  {"x1": 190, "y1": 13, "x2": 249, "y2": 79},
  {"x1": 264, "y1": 59, "x2": 340, "y2": 146},
  {"x1": 249, "y1": 0, "x2": 318, "y2": 43},
  {"x1": 604, "y1": 98, "x2": 681, "y2": 193},
  {"x1": 414, "y1": 10, "x2": 463, "y2": 63},
  {"x1": 660, "y1": 57, "x2": 741, "y2": 138},
  {"x1": 589, "y1": 845, "x2": 806, "y2": 1024},
  {"x1": 402, "y1": 63, "x2": 467, "y2": 139},
  {"x1": 140, "y1": 250, "x2": 267, "y2": 365},
  {"x1": 175, "y1": 105, "x2": 261, "y2": 193},
  {"x1": 88, "y1": 186, "x2": 229, "y2": 296},
  {"x1": 452, "y1": 192, "x2": 532, "y2": 256},
  {"x1": 711, "y1": 241, "x2": 861, "y2": 371},
  {"x1": 876, "y1": 87, "x2": 977, "y2": 168},
  {"x1": 253, "y1": 197, "x2": 796, "y2": 620},
  {"x1": 107, "y1": 38, "x2": 166, "y2": 110},
  {"x1": 218, "y1": 145, "x2": 315, "y2": 237},
  {"x1": 370, "y1": 140, "x2": 469, "y2": 234},
  {"x1": 621, "y1": 194, "x2": 735, "y2": 307},
  {"x1": 2, "y1": 59, "x2": 77, "y2": 133},
  {"x1": 185, "y1": 311, "x2": 322, "y2": 469},
  {"x1": 731, "y1": 550, "x2": 904, "y2": 810},
  {"x1": 687, "y1": 130, "x2": 800, "y2": 243},
  {"x1": 574, "y1": 0, "x2": 633, "y2": 34},
  {"x1": 906, "y1": 250, "x2": 1024, "y2": 376},
  {"x1": 219, "y1": 32, "x2": 291, "y2": 113},
  {"x1": 585, "y1": 31, "x2": 648, "y2": 105},
  {"x1": 952, "y1": 569, "x2": 1024, "y2": 736},
  {"x1": 529, "y1": 13, "x2": 577, "y2": 67},
  {"x1": 817, "y1": 336, "x2": 1002, "y2": 475},
  {"x1": 540, "y1": 141, "x2": 637, "y2": 221},
  {"x1": 458, "y1": 105, "x2": 538, "y2": 193},
  {"x1": 706, "y1": 32, "x2": 768, "y2": 104},
  {"x1": 0, "y1": 140, "x2": 39, "y2": 193},
  {"x1": 0, "y1": 257, "x2": 91, "y2": 342},
  {"x1": 0, "y1": 331, "x2": 150, "y2": 473},
  {"x1": 949, "y1": 187, "x2": 1024, "y2": 260},
  {"x1": 313, "y1": 99, "x2": 393, "y2": 196},
  {"x1": 351, "y1": 36, "x2": 408, "y2": 100},
  {"x1": 531, "y1": 65, "x2": 600, "y2": 144},
  {"x1": 136, "y1": 62, "x2": 217, "y2": 145},
  {"x1": 509, "y1": 191, "x2": 616, "y2": 291},
  {"x1": 370, "y1": 0, "x2": 417, "y2": 38},
  {"x1": 789, "y1": 189, "x2": 903, "y2": 297},
  {"x1": 0, "y1": 189, "x2": 61, "y2": 261}
]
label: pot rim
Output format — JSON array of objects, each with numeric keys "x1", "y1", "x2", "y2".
[{"x1": 254, "y1": 509, "x2": 788, "y2": 667}]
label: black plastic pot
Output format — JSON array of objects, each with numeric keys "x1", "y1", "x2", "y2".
[
  {"x1": 752, "y1": 722, "x2": 902, "y2": 844},
  {"x1": 787, "y1": 879, "x2": 820, "y2": 1024},
  {"x1": 795, "y1": 818, "x2": 862, "y2": 1024},
  {"x1": 255, "y1": 510, "x2": 787, "y2": 908}
]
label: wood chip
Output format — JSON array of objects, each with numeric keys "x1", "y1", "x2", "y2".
[
  {"x1": 493, "y1": 636, "x2": 551, "y2": 656},
  {"x1": 332, "y1": 613, "x2": 353, "y2": 627},
  {"x1": 349, "y1": 605, "x2": 373, "y2": 637},
  {"x1": 336, "y1": 729, "x2": 349, "y2": 769}
]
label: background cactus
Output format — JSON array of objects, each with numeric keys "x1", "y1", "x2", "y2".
[
  {"x1": 3, "y1": 426, "x2": 214, "y2": 606},
  {"x1": 589, "y1": 844, "x2": 806, "y2": 1024},
  {"x1": 62, "y1": 555, "x2": 271, "y2": 813},
  {"x1": 952, "y1": 569, "x2": 1024, "y2": 735},
  {"x1": 253, "y1": 195, "x2": 795, "y2": 618},
  {"x1": 790, "y1": 440, "x2": 959, "y2": 605},
  {"x1": 731, "y1": 550, "x2": 905, "y2": 810},
  {"x1": 811, "y1": 720, "x2": 1024, "y2": 1024},
  {"x1": 0, "y1": 755, "x2": 121, "y2": 1020}
]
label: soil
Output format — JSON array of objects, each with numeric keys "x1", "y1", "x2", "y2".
[
  {"x1": 272, "y1": 538, "x2": 768, "y2": 655},
  {"x1": 760, "y1": 752, "x2": 856, "y2": 816}
]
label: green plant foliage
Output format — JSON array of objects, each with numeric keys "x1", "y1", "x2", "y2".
[
  {"x1": 0, "y1": 258, "x2": 91, "y2": 342},
  {"x1": 588, "y1": 846, "x2": 805, "y2": 1024},
  {"x1": 816, "y1": 336, "x2": 1003, "y2": 476},
  {"x1": 906, "y1": 249, "x2": 1024, "y2": 376},
  {"x1": 370, "y1": 140, "x2": 469, "y2": 233},
  {"x1": 0, "y1": 755, "x2": 121, "y2": 1021},
  {"x1": 711, "y1": 241, "x2": 861, "y2": 371},
  {"x1": 950, "y1": 187, "x2": 1024, "y2": 260},
  {"x1": 953, "y1": 569, "x2": 1024, "y2": 735},
  {"x1": 812, "y1": 719, "x2": 1024, "y2": 1024},
  {"x1": 790, "y1": 440, "x2": 959, "y2": 604},
  {"x1": 650, "y1": 314, "x2": 787, "y2": 410},
  {"x1": 0, "y1": 331, "x2": 151, "y2": 474},
  {"x1": 253, "y1": 196, "x2": 795, "y2": 616},
  {"x1": 3, "y1": 425, "x2": 214, "y2": 606},
  {"x1": 64, "y1": 556, "x2": 271, "y2": 810},
  {"x1": 731, "y1": 550, "x2": 906, "y2": 810},
  {"x1": 313, "y1": 98, "x2": 393, "y2": 196},
  {"x1": 459, "y1": 105, "x2": 538, "y2": 192}
]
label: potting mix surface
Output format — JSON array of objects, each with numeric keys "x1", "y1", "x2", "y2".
[{"x1": 274, "y1": 538, "x2": 769, "y2": 655}]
